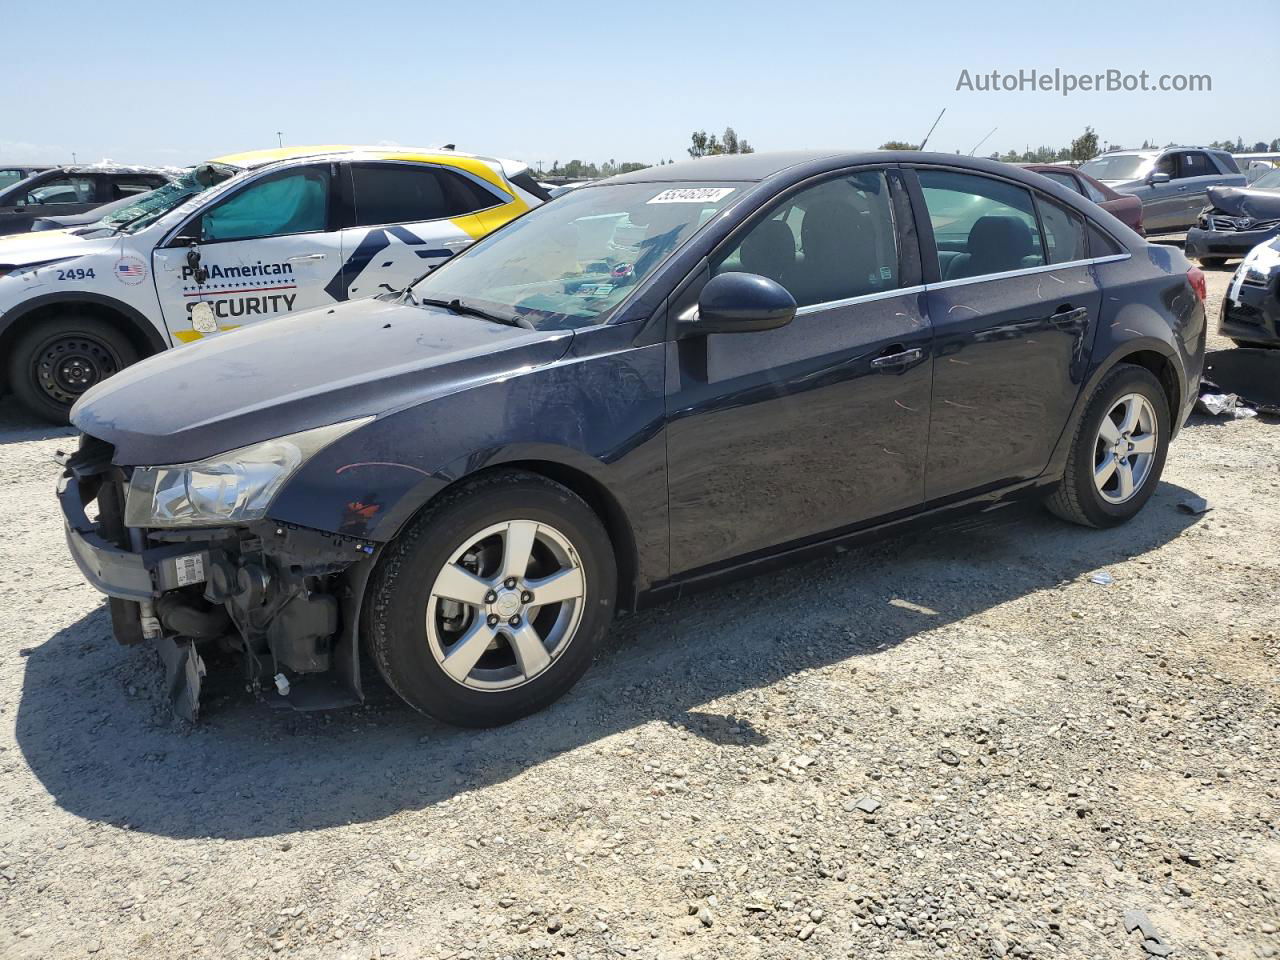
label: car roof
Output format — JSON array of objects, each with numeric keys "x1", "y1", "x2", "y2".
[
  {"x1": 600, "y1": 150, "x2": 1079, "y2": 187},
  {"x1": 39, "y1": 163, "x2": 171, "y2": 175},
  {"x1": 210, "y1": 144, "x2": 518, "y2": 172}
]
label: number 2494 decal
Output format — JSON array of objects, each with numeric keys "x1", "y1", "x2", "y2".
[{"x1": 57, "y1": 267, "x2": 96, "y2": 280}]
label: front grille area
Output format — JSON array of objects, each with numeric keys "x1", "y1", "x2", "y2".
[{"x1": 1224, "y1": 301, "x2": 1264, "y2": 326}]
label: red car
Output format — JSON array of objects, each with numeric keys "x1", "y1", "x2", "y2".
[{"x1": 1025, "y1": 164, "x2": 1145, "y2": 236}]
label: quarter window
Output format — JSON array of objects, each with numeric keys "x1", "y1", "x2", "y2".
[
  {"x1": 110, "y1": 176, "x2": 165, "y2": 200},
  {"x1": 715, "y1": 171, "x2": 900, "y2": 307},
  {"x1": 918, "y1": 170, "x2": 1044, "y2": 280},
  {"x1": 1039, "y1": 170, "x2": 1083, "y2": 195},
  {"x1": 1081, "y1": 179, "x2": 1108, "y2": 204},
  {"x1": 1037, "y1": 196, "x2": 1087, "y2": 264},
  {"x1": 200, "y1": 167, "x2": 330, "y2": 242},
  {"x1": 350, "y1": 163, "x2": 504, "y2": 227}
]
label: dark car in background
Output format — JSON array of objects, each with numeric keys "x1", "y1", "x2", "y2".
[
  {"x1": 27, "y1": 191, "x2": 153, "y2": 232},
  {"x1": 0, "y1": 164, "x2": 54, "y2": 190},
  {"x1": 58, "y1": 151, "x2": 1206, "y2": 727},
  {"x1": 1024, "y1": 163, "x2": 1145, "y2": 235},
  {"x1": 1185, "y1": 169, "x2": 1280, "y2": 267},
  {"x1": 1080, "y1": 147, "x2": 1246, "y2": 233},
  {"x1": 0, "y1": 165, "x2": 172, "y2": 235},
  {"x1": 1219, "y1": 237, "x2": 1280, "y2": 347}
]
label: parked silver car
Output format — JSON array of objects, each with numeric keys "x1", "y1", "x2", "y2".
[{"x1": 1080, "y1": 147, "x2": 1246, "y2": 233}]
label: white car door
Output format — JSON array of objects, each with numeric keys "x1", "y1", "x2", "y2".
[
  {"x1": 329, "y1": 161, "x2": 507, "y2": 302},
  {"x1": 152, "y1": 163, "x2": 344, "y2": 343}
]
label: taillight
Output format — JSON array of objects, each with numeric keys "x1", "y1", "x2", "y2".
[{"x1": 1187, "y1": 266, "x2": 1206, "y2": 302}]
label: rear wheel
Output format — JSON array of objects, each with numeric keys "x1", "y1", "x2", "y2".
[
  {"x1": 367, "y1": 471, "x2": 616, "y2": 727},
  {"x1": 1046, "y1": 364, "x2": 1170, "y2": 528},
  {"x1": 1197, "y1": 257, "x2": 1228, "y2": 269},
  {"x1": 8, "y1": 314, "x2": 138, "y2": 424}
]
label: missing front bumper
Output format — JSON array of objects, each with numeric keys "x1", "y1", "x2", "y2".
[{"x1": 58, "y1": 444, "x2": 380, "y2": 720}]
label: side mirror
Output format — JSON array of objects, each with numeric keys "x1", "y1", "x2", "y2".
[
  {"x1": 1147, "y1": 171, "x2": 1171, "y2": 185},
  {"x1": 682, "y1": 272, "x2": 797, "y2": 336}
]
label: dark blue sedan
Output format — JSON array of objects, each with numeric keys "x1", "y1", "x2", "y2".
[{"x1": 59, "y1": 151, "x2": 1207, "y2": 726}]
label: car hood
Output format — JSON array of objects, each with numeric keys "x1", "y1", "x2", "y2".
[
  {"x1": 1205, "y1": 185, "x2": 1280, "y2": 221},
  {"x1": 0, "y1": 228, "x2": 113, "y2": 263},
  {"x1": 72, "y1": 298, "x2": 575, "y2": 465}
]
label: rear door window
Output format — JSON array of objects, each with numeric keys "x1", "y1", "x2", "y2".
[
  {"x1": 1177, "y1": 152, "x2": 1214, "y2": 179},
  {"x1": 349, "y1": 163, "x2": 505, "y2": 227},
  {"x1": 109, "y1": 175, "x2": 166, "y2": 200},
  {"x1": 917, "y1": 170, "x2": 1044, "y2": 280}
]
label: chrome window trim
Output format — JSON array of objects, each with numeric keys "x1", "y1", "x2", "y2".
[
  {"x1": 924, "y1": 253, "x2": 1131, "y2": 293},
  {"x1": 794, "y1": 284, "x2": 926, "y2": 316},
  {"x1": 789, "y1": 253, "x2": 1130, "y2": 314}
]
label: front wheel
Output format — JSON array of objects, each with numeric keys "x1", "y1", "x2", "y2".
[
  {"x1": 8, "y1": 314, "x2": 138, "y2": 424},
  {"x1": 1045, "y1": 364, "x2": 1170, "y2": 528},
  {"x1": 1198, "y1": 257, "x2": 1228, "y2": 269},
  {"x1": 366, "y1": 471, "x2": 616, "y2": 727}
]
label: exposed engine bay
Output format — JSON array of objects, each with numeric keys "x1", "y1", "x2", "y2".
[{"x1": 59, "y1": 433, "x2": 379, "y2": 721}]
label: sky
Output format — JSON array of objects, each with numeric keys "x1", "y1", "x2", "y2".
[{"x1": 4, "y1": 0, "x2": 1276, "y2": 170}]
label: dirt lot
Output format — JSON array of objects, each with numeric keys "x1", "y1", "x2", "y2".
[{"x1": 0, "y1": 265, "x2": 1276, "y2": 960}]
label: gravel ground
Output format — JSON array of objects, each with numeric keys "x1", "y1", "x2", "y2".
[{"x1": 1, "y1": 266, "x2": 1276, "y2": 960}]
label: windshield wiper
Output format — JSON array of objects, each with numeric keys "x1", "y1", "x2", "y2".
[{"x1": 417, "y1": 297, "x2": 534, "y2": 330}]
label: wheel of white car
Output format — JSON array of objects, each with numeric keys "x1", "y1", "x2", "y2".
[
  {"x1": 366, "y1": 470, "x2": 617, "y2": 727},
  {"x1": 8, "y1": 314, "x2": 139, "y2": 424},
  {"x1": 1045, "y1": 364, "x2": 1171, "y2": 528}
]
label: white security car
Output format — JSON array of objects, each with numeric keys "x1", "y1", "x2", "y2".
[{"x1": 0, "y1": 146, "x2": 547, "y2": 421}]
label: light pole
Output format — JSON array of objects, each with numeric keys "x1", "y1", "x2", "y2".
[{"x1": 276, "y1": 131, "x2": 283, "y2": 148}]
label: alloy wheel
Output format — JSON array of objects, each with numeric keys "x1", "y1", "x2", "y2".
[
  {"x1": 1093, "y1": 393, "x2": 1158, "y2": 505},
  {"x1": 425, "y1": 520, "x2": 586, "y2": 691}
]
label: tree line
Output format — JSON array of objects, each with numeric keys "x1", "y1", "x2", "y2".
[
  {"x1": 542, "y1": 127, "x2": 1280, "y2": 182},
  {"x1": 879, "y1": 127, "x2": 1280, "y2": 163}
]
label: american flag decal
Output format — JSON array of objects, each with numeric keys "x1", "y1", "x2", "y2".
[{"x1": 113, "y1": 256, "x2": 146, "y2": 285}]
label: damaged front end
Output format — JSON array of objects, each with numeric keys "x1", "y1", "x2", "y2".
[{"x1": 58, "y1": 431, "x2": 379, "y2": 721}]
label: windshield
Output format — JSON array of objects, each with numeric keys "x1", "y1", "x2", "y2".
[
  {"x1": 1252, "y1": 169, "x2": 1280, "y2": 191},
  {"x1": 410, "y1": 181, "x2": 743, "y2": 329},
  {"x1": 1079, "y1": 155, "x2": 1153, "y2": 181},
  {"x1": 108, "y1": 163, "x2": 239, "y2": 234}
]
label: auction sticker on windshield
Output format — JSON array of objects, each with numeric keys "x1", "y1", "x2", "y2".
[{"x1": 648, "y1": 187, "x2": 735, "y2": 204}]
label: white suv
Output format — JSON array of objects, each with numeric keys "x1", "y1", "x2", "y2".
[{"x1": 0, "y1": 145, "x2": 546, "y2": 422}]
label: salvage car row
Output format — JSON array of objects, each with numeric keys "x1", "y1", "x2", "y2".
[
  {"x1": 57, "y1": 150, "x2": 1210, "y2": 727},
  {"x1": 0, "y1": 146, "x2": 547, "y2": 421},
  {"x1": 3, "y1": 143, "x2": 1276, "y2": 426}
]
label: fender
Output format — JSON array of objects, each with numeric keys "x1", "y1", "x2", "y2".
[
  {"x1": 0, "y1": 290, "x2": 171, "y2": 353},
  {"x1": 1041, "y1": 334, "x2": 1181, "y2": 483}
]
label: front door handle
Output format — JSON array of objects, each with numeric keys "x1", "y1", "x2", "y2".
[
  {"x1": 288, "y1": 253, "x2": 326, "y2": 262},
  {"x1": 870, "y1": 346, "x2": 924, "y2": 371},
  {"x1": 1049, "y1": 306, "x2": 1089, "y2": 329}
]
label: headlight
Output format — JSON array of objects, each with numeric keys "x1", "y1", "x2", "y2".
[{"x1": 124, "y1": 417, "x2": 372, "y2": 528}]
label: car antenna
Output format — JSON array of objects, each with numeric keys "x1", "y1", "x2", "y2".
[
  {"x1": 969, "y1": 126, "x2": 998, "y2": 156},
  {"x1": 918, "y1": 108, "x2": 946, "y2": 151}
]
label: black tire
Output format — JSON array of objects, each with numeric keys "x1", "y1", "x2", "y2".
[
  {"x1": 7, "y1": 314, "x2": 139, "y2": 424},
  {"x1": 366, "y1": 470, "x2": 616, "y2": 727},
  {"x1": 1045, "y1": 364, "x2": 1171, "y2": 528},
  {"x1": 1198, "y1": 257, "x2": 1228, "y2": 269},
  {"x1": 1231, "y1": 339, "x2": 1280, "y2": 350}
]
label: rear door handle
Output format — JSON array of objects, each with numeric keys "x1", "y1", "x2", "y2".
[
  {"x1": 870, "y1": 346, "x2": 924, "y2": 370},
  {"x1": 1049, "y1": 306, "x2": 1089, "y2": 328}
]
